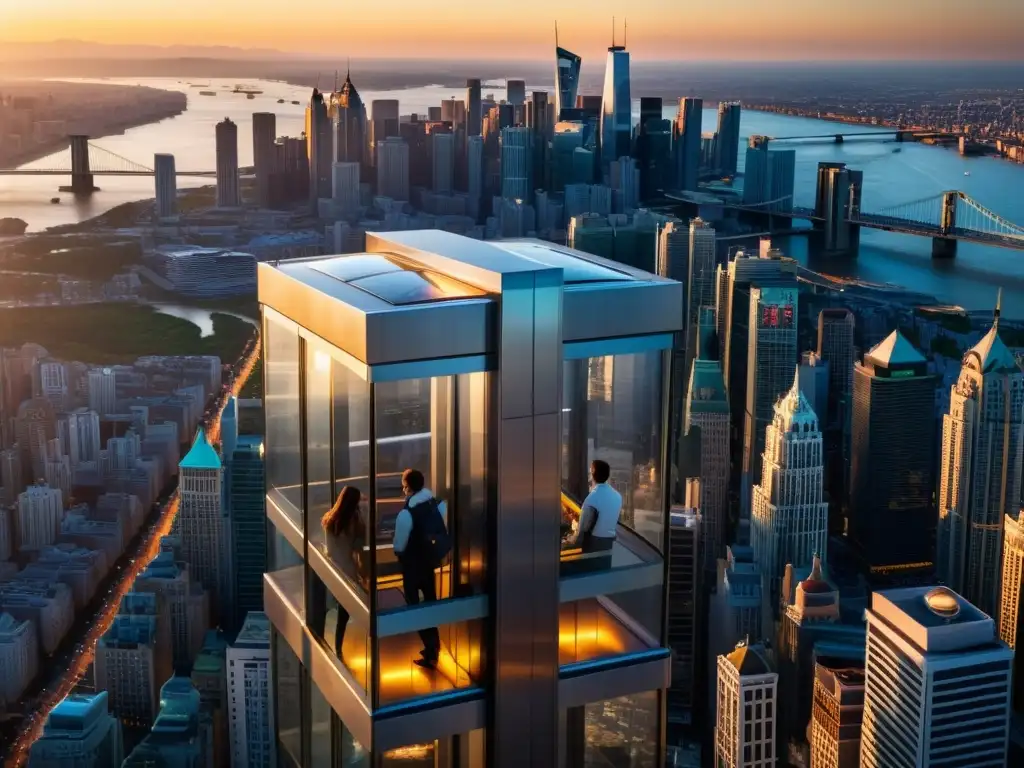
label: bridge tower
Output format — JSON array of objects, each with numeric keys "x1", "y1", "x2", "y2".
[
  {"x1": 64, "y1": 135, "x2": 99, "y2": 195},
  {"x1": 933, "y1": 190, "x2": 959, "y2": 258},
  {"x1": 814, "y1": 162, "x2": 862, "y2": 254}
]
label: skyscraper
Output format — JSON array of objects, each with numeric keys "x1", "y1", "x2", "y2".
[
  {"x1": 252, "y1": 112, "x2": 277, "y2": 209},
  {"x1": 95, "y1": 608, "x2": 173, "y2": 727},
  {"x1": 229, "y1": 436, "x2": 266, "y2": 632},
  {"x1": 717, "y1": 247, "x2": 799, "y2": 503},
  {"x1": 687, "y1": 218, "x2": 717, "y2": 332},
  {"x1": 505, "y1": 79, "x2": 526, "y2": 106},
  {"x1": 215, "y1": 117, "x2": 239, "y2": 208},
  {"x1": 500, "y1": 126, "x2": 531, "y2": 201},
  {"x1": 809, "y1": 663, "x2": 864, "y2": 768},
  {"x1": 999, "y1": 511, "x2": 1024, "y2": 709},
  {"x1": 432, "y1": 131, "x2": 455, "y2": 194},
  {"x1": 715, "y1": 640, "x2": 778, "y2": 768},
  {"x1": 376, "y1": 136, "x2": 410, "y2": 201},
  {"x1": 370, "y1": 100, "x2": 400, "y2": 168},
  {"x1": 554, "y1": 39, "x2": 582, "y2": 120},
  {"x1": 861, "y1": 587, "x2": 1012, "y2": 768},
  {"x1": 742, "y1": 282, "x2": 799, "y2": 517},
  {"x1": 467, "y1": 134, "x2": 484, "y2": 220},
  {"x1": 817, "y1": 308, "x2": 856, "y2": 431},
  {"x1": 751, "y1": 373, "x2": 829, "y2": 607},
  {"x1": 466, "y1": 78, "x2": 482, "y2": 137},
  {"x1": 743, "y1": 143, "x2": 795, "y2": 212},
  {"x1": 17, "y1": 483, "x2": 63, "y2": 549},
  {"x1": 175, "y1": 428, "x2": 229, "y2": 624},
  {"x1": 331, "y1": 70, "x2": 367, "y2": 171},
  {"x1": 937, "y1": 309, "x2": 1024, "y2": 615},
  {"x1": 306, "y1": 88, "x2": 333, "y2": 202},
  {"x1": 683, "y1": 319, "x2": 729, "y2": 569},
  {"x1": 667, "y1": 507, "x2": 701, "y2": 726},
  {"x1": 28, "y1": 692, "x2": 123, "y2": 767},
  {"x1": 600, "y1": 42, "x2": 631, "y2": 170},
  {"x1": 715, "y1": 102, "x2": 742, "y2": 178},
  {"x1": 850, "y1": 331, "x2": 936, "y2": 582},
  {"x1": 153, "y1": 153, "x2": 177, "y2": 219},
  {"x1": 227, "y1": 612, "x2": 274, "y2": 768},
  {"x1": 674, "y1": 97, "x2": 703, "y2": 191},
  {"x1": 798, "y1": 351, "x2": 830, "y2": 424}
]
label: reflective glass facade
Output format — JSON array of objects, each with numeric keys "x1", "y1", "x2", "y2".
[
  {"x1": 600, "y1": 48, "x2": 632, "y2": 170},
  {"x1": 555, "y1": 47, "x2": 582, "y2": 122},
  {"x1": 260, "y1": 232, "x2": 682, "y2": 767}
]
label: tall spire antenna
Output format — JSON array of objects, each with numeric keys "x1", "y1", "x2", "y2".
[
  {"x1": 612, "y1": 17, "x2": 616, "y2": 47},
  {"x1": 334, "y1": 70, "x2": 338, "y2": 93},
  {"x1": 346, "y1": 57, "x2": 351, "y2": 79},
  {"x1": 624, "y1": 18, "x2": 627, "y2": 48},
  {"x1": 995, "y1": 287, "x2": 1003, "y2": 327},
  {"x1": 555, "y1": 20, "x2": 559, "y2": 48}
]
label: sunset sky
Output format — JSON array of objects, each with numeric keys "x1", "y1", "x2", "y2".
[{"x1": 3, "y1": 0, "x2": 1024, "y2": 60}]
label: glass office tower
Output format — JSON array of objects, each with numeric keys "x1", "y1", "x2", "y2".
[
  {"x1": 259, "y1": 230, "x2": 682, "y2": 767},
  {"x1": 600, "y1": 46, "x2": 631, "y2": 171},
  {"x1": 555, "y1": 46, "x2": 582, "y2": 122}
]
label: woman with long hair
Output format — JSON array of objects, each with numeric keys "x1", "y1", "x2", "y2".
[{"x1": 319, "y1": 485, "x2": 365, "y2": 656}]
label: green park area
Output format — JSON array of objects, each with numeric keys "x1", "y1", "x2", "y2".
[{"x1": 0, "y1": 303, "x2": 255, "y2": 366}]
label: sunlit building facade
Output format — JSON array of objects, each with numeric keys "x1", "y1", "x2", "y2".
[
  {"x1": 259, "y1": 230, "x2": 681, "y2": 766},
  {"x1": 861, "y1": 587, "x2": 1012, "y2": 767},
  {"x1": 751, "y1": 375, "x2": 828, "y2": 608},
  {"x1": 600, "y1": 46, "x2": 631, "y2": 171},
  {"x1": 937, "y1": 315, "x2": 1024, "y2": 616}
]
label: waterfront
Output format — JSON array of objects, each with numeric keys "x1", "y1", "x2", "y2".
[{"x1": 2, "y1": 77, "x2": 1024, "y2": 310}]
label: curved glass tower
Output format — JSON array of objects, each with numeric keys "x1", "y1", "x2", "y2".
[
  {"x1": 600, "y1": 46, "x2": 631, "y2": 170},
  {"x1": 555, "y1": 46, "x2": 582, "y2": 121}
]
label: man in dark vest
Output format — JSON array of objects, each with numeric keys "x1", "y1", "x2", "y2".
[{"x1": 393, "y1": 468, "x2": 448, "y2": 668}]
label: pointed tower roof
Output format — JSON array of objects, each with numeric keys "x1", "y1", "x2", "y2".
[
  {"x1": 724, "y1": 638, "x2": 773, "y2": 676},
  {"x1": 180, "y1": 427, "x2": 221, "y2": 471},
  {"x1": 338, "y1": 68, "x2": 363, "y2": 110},
  {"x1": 865, "y1": 330, "x2": 925, "y2": 368},
  {"x1": 968, "y1": 324, "x2": 1018, "y2": 373},
  {"x1": 777, "y1": 368, "x2": 819, "y2": 431}
]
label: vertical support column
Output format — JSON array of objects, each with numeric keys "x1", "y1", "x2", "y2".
[
  {"x1": 940, "y1": 190, "x2": 958, "y2": 234},
  {"x1": 491, "y1": 267, "x2": 563, "y2": 768},
  {"x1": 67, "y1": 134, "x2": 97, "y2": 194}
]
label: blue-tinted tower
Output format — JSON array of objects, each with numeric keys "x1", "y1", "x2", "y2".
[
  {"x1": 600, "y1": 42, "x2": 631, "y2": 172},
  {"x1": 554, "y1": 30, "x2": 582, "y2": 122}
]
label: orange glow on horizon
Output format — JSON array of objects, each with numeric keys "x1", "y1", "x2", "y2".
[{"x1": 2, "y1": 1, "x2": 1024, "y2": 60}]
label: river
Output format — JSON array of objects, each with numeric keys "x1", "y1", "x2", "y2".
[{"x1": 2, "y1": 77, "x2": 1023, "y2": 311}]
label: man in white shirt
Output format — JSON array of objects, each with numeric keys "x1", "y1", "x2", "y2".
[{"x1": 573, "y1": 460, "x2": 622, "y2": 561}]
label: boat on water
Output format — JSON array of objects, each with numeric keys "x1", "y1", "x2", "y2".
[
  {"x1": 233, "y1": 85, "x2": 264, "y2": 95},
  {"x1": 277, "y1": 98, "x2": 285, "y2": 104},
  {"x1": 50, "y1": 197, "x2": 60, "y2": 205},
  {"x1": 892, "y1": 147, "x2": 902, "y2": 153},
  {"x1": 291, "y1": 100, "x2": 300, "y2": 105},
  {"x1": 964, "y1": 171, "x2": 971, "y2": 176},
  {"x1": 247, "y1": 94, "x2": 255, "y2": 100},
  {"x1": 199, "y1": 91, "x2": 217, "y2": 96}
]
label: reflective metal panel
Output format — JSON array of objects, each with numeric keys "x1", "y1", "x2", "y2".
[
  {"x1": 374, "y1": 694, "x2": 486, "y2": 753},
  {"x1": 497, "y1": 272, "x2": 534, "y2": 421},
  {"x1": 562, "y1": 282, "x2": 683, "y2": 342},
  {"x1": 558, "y1": 652, "x2": 671, "y2": 710}
]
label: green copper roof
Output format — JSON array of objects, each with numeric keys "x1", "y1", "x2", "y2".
[
  {"x1": 686, "y1": 359, "x2": 729, "y2": 414},
  {"x1": 180, "y1": 427, "x2": 222, "y2": 470}
]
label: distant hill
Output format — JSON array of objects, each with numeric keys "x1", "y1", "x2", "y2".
[{"x1": 0, "y1": 40, "x2": 296, "y2": 61}]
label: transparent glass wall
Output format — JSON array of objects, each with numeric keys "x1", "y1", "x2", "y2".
[
  {"x1": 274, "y1": 630, "x2": 304, "y2": 768},
  {"x1": 267, "y1": 518, "x2": 304, "y2": 621},
  {"x1": 583, "y1": 692, "x2": 659, "y2": 768},
  {"x1": 560, "y1": 350, "x2": 667, "y2": 561},
  {"x1": 265, "y1": 310, "x2": 302, "y2": 529},
  {"x1": 454, "y1": 372, "x2": 490, "y2": 597},
  {"x1": 372, "y1": 376, "x2": 453, "y2": 608}
]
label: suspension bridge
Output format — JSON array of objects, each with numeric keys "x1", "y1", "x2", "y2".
[
  {"x1": 718, "y1": 189, "x2": 1024, "y2": 257},
  {"x1": 0, "y1": 136, "x2": 216, "y2": 193}
]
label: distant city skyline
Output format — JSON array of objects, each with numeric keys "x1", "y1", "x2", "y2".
[{"x1": 3, "y1": 1, "x2": 1024, "y2": 61}]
